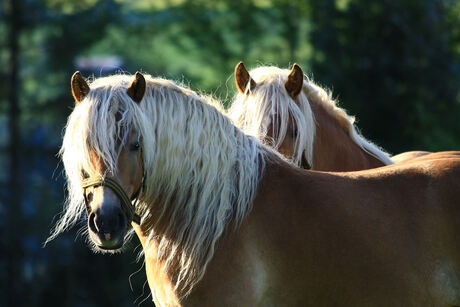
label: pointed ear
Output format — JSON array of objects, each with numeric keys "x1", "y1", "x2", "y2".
[
  {"x1": 127, "y1": 72, "x2": 146, "y2": 104},
  {"x1": 235, "y1": 61, "x2": 256, "y2": 94},
  {"x1": 285, "y1": 63, "x2": 304, "y2": 98},
  {"x1": 71, "y1": 71, "x2": 90, "y2": 104}
]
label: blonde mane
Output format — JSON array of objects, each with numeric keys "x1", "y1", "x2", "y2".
[
  {"x1": 230, "y1": 65, "x2": 393, "y2": 167},
  {"x1": 49, "y1": 74, "x2": 269, "y2": 302}
]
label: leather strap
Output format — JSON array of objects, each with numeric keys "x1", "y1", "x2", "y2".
[{"x1": 81, "y1": 176, "x2": 141, "y2": 224}]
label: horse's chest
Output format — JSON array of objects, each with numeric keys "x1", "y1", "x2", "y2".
[{"x1": 183, "y1": 238, "x2": 270, "y2": 306}]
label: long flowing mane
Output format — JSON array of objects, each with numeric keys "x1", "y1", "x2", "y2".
[
  {"x1": 49, "y1": 74, "x2": 269, "y2": 299},
  {"x1": 229, "y1": 65, "x2": 393, "y2": 167}
]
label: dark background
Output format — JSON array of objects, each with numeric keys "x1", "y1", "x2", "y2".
[{"x1": 1, "y1": 0, "x2": 459, "y2": 306}]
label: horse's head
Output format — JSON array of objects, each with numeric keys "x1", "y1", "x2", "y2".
[
  {"x1": 233, "y1": 62, "x2": 313, "y2": 168},
  {"x1": 70, "y1": 72, "x2": 146, "y2": 251}
]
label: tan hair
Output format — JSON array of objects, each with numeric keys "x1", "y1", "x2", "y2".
[
  {"x1": 230, "y1": 65, "x2": 393, "y2": 167},
  {"x1": 49, "y1": 73, "x2": 273, "y2": 302}
]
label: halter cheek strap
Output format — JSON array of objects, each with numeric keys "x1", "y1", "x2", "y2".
[{"x1": 81, "y1": 176, "x2": 142, "y2": 225}]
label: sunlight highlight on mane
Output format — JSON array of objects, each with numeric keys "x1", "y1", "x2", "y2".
[
  {"x1": 49, "y1": 73, "x2": 268, "y2": 303},
  {"x1": 230, "y1": 65, "x2": 393, "y2": 167}
]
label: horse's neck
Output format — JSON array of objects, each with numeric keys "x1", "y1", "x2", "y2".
[
  {"x1": 132, "y1": 224, "x2": 181, "y2": 307},
  {"x1": 308, "y1": 98, "x2": 385, "y2": 171}
]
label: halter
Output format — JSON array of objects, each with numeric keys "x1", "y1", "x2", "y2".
[{"x1": 81, "y1": 175, "x2": 143, "y2": 225}]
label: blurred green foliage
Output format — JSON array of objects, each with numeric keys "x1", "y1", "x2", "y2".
[
  {"x1": 309, "y1": 0, "x2": 460, "y2": 151},
  {"x1": 0, "y1": 0, "x2": 459, "y2": 306}
]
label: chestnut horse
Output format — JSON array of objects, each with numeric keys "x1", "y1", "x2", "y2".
[
  {"x1": 49, "y1": 71, "x2": 460, "y2": 306},
  {"x1": 230, "y1": 62, "x2": 429, "y2": 170},
  {"x1": 392, "y1": 150, "x2": 432, "y2": 163}
]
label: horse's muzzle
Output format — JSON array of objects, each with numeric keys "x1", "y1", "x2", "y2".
[{"x1": 88, "y1": 205, "x2": 127, "y2": 250}]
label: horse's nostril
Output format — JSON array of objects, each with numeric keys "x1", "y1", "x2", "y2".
[{"x1": 88, "y1": 212, "x2": 99, "y2": 233}]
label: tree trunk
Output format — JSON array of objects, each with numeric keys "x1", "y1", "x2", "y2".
[{"x1": 5, "y1": 0, "x2": 23, "y2": 306}]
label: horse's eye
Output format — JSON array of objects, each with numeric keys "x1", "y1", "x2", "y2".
[{"x1": 130, "y1": 142, "x2": 141, "y2": 151}]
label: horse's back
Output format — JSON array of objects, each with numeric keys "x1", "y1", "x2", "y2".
[
  {"x1": 186, "y1": 157, "x2": 460, "y2": 306},
  {"x1": 246, "y1": 157, "x2": 460, "y2": 306},
  {"x1": 392, "y1": 150, "x2": 432, "y2": 163},
  {"x1": 392, "y1": 150, "x2": 460, "y2": 164}
]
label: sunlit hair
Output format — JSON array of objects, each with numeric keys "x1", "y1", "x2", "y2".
[
  {"x1": 48, "y1": 74, "x2": 269, "y2": 302},
  {"x1": 229, "y1": 65, "x2": 393, "y2": 167}
]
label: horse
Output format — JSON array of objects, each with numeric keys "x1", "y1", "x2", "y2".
[
  {"x1": 229, "y1": 62, "x2": 429, "y2": 170},
  {"x1": 391, "y1": 150, "x2": 432, "y2": 163},
  {"x1": 49, "y1": 71, "x2": 460, "y2": 306}
]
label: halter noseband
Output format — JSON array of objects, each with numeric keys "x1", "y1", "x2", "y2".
[{"x1": 81, "y1": 176, "x2": 142, "y2": 225}]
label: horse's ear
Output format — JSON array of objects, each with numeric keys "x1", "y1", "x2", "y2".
[
  {"x1": 127, "y1": 72, "x2": 146, "y2": 104},
  {"x1": 71, "y1": 71, "x2": 90, "y2": 104},
  {"x1": 285, "y1": 63, "x2": 304, "y2": 98},
  {"x1": 235, "y1": 61, "x2": 256, "y2": 94}
]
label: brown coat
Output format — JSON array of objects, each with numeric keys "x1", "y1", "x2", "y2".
[{"x1": 135, "y1": 153, "x2": 460, "y2": 306}]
